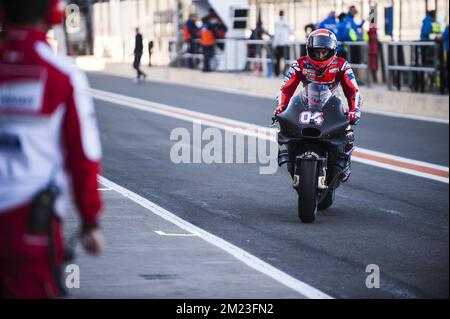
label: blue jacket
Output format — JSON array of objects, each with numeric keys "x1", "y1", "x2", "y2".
[
  {"x1": 420, "y1": 15, "x2": 433, "y2": 40},
  {"x1": 442, "y1": 25, "x2": 449, "y2": 52},
  {"x1": 317, "y1": 16, "x2": 338, "y2": 35},
  {"x1": 185, "y1": 19, "x2": 199, "y2": 38},
  {"x1": 336, "y1": 20, "x2": 352, "y2": 42},
  {"x1": 343, "y1": 14, "x2": 363, "y2": 40}
]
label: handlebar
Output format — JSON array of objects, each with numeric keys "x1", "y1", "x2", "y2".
[{"x1": 271, "y1": 116, "x2": 279, "y2": 126}]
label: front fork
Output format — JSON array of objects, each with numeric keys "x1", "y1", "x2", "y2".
[{"x1": 292, "y1": 151, "x2": 328, "y2": 191}]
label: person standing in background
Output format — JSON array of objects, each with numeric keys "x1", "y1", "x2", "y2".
[
  {"x1": 248, "y1": 16, "x2": 271, "y2": 73},
  {"x1": 133, "y1": 27, "x2": 146, "y2": 83},
  {"x1": 336, "y1": 12, "x2": 352, "y2": 59},
  {"x1": 420, "y1": 10, "x2": 441, "y2": 41},
  {"x1": 208, "y1": 9, "x2": 227, "y2": 51},
  {"x1": 199, "y1": 16, "x2": 217, "y2": 72},
  {"x1": 443, "y1": 25, "x2": 449, "y2": 53},
  {"x1": 316, "y1": 11, "x2": 338, "y2": 35},
  {"x1": 344, "y1": 6, "x2": 365, "y2": 66},
  {"x1": 148, "y1": 39, "x2": 154, "y2": 67},
  {"x1": 344, "y1": 5, "x2": 364, "y2": 41},
  {"x1": 183, "y1": 13, "x2": 199, "y2": 69},
  {"x1": 304, "y1": 23, "x2": 316, "y2": 38},
  {"x1": 272, "y1": 10, "x2": 293, "y2": 77},
  {"x1": 442, "y1": 24, "x2": 448, "y2": 93}
]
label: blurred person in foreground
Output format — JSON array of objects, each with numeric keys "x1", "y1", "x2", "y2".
[{"x1": 0, "y1": 0, "x2": 104, "y2": 298}]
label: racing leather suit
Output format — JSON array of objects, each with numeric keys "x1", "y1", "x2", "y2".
[
  {"x1": 276, "y1": 56, "x2": 362, "y2": 182},
  {"x1": 0, "y1": 27, "x2": 102, "y2": 298}
]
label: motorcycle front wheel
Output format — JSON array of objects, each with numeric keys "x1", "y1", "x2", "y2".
[{"x1": 297, "y1": 160, "x2": 318, "y2": 223}]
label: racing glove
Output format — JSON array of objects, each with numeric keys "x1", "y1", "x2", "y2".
[
  {"x1": 274, "y1": 105, "x2": 286, "y2": 117},
  {"x1": 348, "y1": 111, "x2": 361, "y2": 125}
]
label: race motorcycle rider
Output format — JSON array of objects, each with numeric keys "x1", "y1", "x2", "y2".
[{"x1": 273, "y1": 28, "x2": 362, "y2": 182}]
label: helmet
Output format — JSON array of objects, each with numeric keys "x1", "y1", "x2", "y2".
[
  {"x1": 46, "y1": 0, "x2": 66, "y2": 25},
  {"x1": 306, "y1": 28, "x2": 338, "y2": 70}
]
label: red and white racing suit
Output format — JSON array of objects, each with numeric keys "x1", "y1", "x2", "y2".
[
  {"x1": 276, "y1": 56, "x2": 363, "y2": 181},
  {"x1": 0, "y1": 27, "x2": 102, "y2": 298},
  {"x1": 277, "y1": 56, "x2": 362, "y2": 114}
]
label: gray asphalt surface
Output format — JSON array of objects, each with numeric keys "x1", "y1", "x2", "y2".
[
  {"x1": 87, "y1": 72, "x2": 449, "y2": 298},
  {"x1": 65, "y1": 188, "x2": 303, "y2": 299},
  {"x1": 89, "y1": 73, "x2": 449, "y2": 166}
]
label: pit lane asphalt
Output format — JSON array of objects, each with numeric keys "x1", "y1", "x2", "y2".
[{"x1": 87, "y1": 72, "x2": 449, "y2": 298}]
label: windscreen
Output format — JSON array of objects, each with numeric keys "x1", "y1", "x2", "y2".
[{"x1": 301, "y1": 83, "x2": 333, "y2": 110}]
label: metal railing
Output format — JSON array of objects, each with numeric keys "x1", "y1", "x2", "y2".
[
  {"x1": 168, "y1": 38, "x2": 370, "y2": 83},
  {"x1": 167, "y1": 38, "x2": 448, "y2": 94},
  {"x1": 386, "y1": 40, "x2": 446, "y2": 94}
]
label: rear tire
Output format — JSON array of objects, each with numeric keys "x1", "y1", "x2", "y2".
[
  {"x1": 318, "y1": 188, "x2": 335, "y2": 210},
  {"x1": 297, "y1": 160, "x2": 318, "y2": 223}
]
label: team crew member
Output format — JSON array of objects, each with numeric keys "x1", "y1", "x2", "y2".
[
  {"x1": 199, "y1": 16, "x2": 217, "y2": 72},
  {"x1": 274, "y1": 29, "x2": 362, "y2": 182},
  {"x1": 0, "y1": 0, "x2": 104, "y2": 298},
  {"x1": 183, "y1": 13, "x2": 199, "y2": 69},
  {"x1": 133, "y1": 27, "x2": 146, "y2": 82}
]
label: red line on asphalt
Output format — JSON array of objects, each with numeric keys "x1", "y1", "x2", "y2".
[{"x1": 353, "y1": 151, "x2": 448, "y2": 178}]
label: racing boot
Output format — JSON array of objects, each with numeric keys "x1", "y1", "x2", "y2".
[
  {"x1": 338, "y1": 128, "x2": 355, "y2": 183},
  {"x1": 278, "y1": 144, "x2": 289, "y2": 167},
  {"x1": 339, "y1": 156, "x2": 351, "y2": 182},
  {"x1": 278, "y1": 144, "x2": 295, "y2": 182}
]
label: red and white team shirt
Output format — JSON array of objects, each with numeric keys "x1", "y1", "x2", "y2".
[{"x1": 0, "y1": 27, "x2": 102, "y2": 226}]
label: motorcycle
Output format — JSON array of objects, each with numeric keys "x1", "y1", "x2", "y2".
[{"x1": 273, "y1": 83, "x2": 354, "y2": 223}]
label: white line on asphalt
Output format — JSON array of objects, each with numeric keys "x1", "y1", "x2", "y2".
[
  {"x1": 99, "y1": 176, "x2": 333, "y2": 299},
  {"x1": 90, "y1": 88, "x2": 275, "y2": 141},
  {"x1": 95, "y1": 71, "x2": 449, "y2": 124},
  {"x1": 356, "y1": 147, "x2": 449, "y2": 172},
  {"x1": 91, "y1": 88, "x2": 449, "y2": 183},
  {"x1": 353, "y1": 147, "x2": 449, "y2": 183},
  {"x1": 154, "y1": 230, "x2": 198, "y2": 237},
  {"x1": 361, "y1": 109, "x2": 449, "y2": 124},
  {"x1": 351, "y1": 156, "x2": 448, "y2": 183},
  {"x1": 96, "y1": 71, "x2": 277, "y2": 100}
]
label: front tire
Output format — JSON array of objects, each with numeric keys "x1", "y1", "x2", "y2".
[{"x1": 297, "y1": 160, "x2": 318, "y2": 223}]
